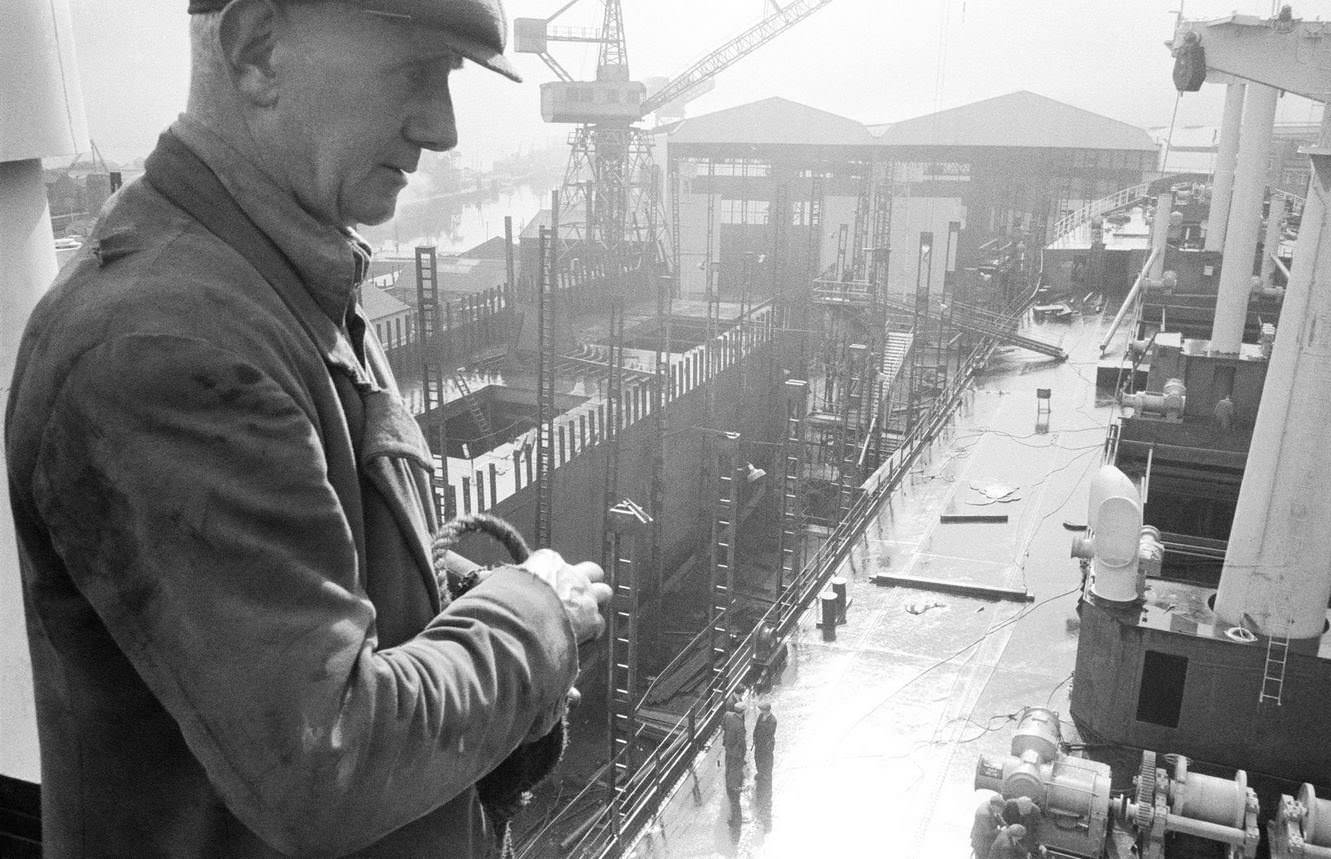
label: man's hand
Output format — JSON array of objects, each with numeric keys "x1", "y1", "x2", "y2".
[{"x1": 520, "y1": 549, "x2": 612, "y2": 644}]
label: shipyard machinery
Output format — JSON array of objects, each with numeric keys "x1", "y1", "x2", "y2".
[
  {"x1": 974, "y1": 707, "x2": 1114, "y2": 859},
  {"x1": 975, "y1": 709, "x2": 1261, "y2": 858},
  {"x1": 514, "y1": 0, "x2": 833, "y2": 264},
  {"x1": 1121, "y1": 752, "x2": 1259, "y2": 859},
  {"x1": 1270, "y1": 784, "x2": 1331, "y2": 858}
]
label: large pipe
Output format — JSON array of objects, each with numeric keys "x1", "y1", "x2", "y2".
[
  {"x1": 1262, "y1": 193, "x2": 1287, "y2": 284},
  {"x1": 1098, "y1": 246, "x2": 1161, "y2": 355},
  {"x1": 1211, "y1": 83, "x2": 1279, "y2": 354},
  {"x1": 1214, "y1": 107, "x2": 1331, "y2": 639},
  {"x1": 1, "y1": 0, "x2": 89, "y2": 784},
  {"x1": 1206, "y1": 82, "x2": 1247, "y2": 253}
]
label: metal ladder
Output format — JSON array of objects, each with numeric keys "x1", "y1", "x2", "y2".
[
  {"x1": 535, "y1": 227, "x2": 555, "y2": 547},
  {"x1": 709, "y1": 433, "x2": 741, "y2": 697},
  {"x1": 604, "y1": 499, "x2": 650, "y2": 828},
  {"x1": 414, "y1": 246, "x2": 453, "y2": 522},
  {"x1": 776, "y1": 382, "x2": 808, "y2": 622},
  {"x1": 1260, "y1": 631, "x2": 1290, "y2": 706}
]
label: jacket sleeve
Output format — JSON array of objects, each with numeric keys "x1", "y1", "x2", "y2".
[{"x1": 29, "y1": 334, "x2": 578, "y2": 855}]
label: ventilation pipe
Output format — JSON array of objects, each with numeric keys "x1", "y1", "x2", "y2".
[{"x1": 1212, "y1": 83, "x2": 1279, "y2": 354}]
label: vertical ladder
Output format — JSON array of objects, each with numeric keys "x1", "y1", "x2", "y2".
[
  {"x1": 833, "y1": 223, "x2": 849, "y2": 281},
  {"x1": 776, "y1": 381, "x2": 809, "y2": 624},
  {"x1": 605, "y1": 498, "x2": 651, "y2": 830},
  {"x1": 837, "y1": 344, "x2": 867, "y2": 522},
  {"x1": 600, "y1": 292, "x2": 626, "y2": 571},
  {"x1": 1260, "y1": 632, "x2": 1290, "y2": 705},
  {"x1": 850, "y1": 182, "x2": 871, "y2": 281},
  {"x1": 535, "y1": 227, "x2": 555, "y2": 547},
  {"x1": 709, "y1": 432, "x2": 741, "y2": 697},
  {"x1": 415, "y1": 246, "x2": 452, "y2": 522}
]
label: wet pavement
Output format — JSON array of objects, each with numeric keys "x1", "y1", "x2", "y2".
[{"x1": 637, "y1": 311, "x2": 1118, "y2": 857}]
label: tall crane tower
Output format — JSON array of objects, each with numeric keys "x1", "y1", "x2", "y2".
[{"x1": 514, "y1": 0, "x2": 834, "y2": 269}]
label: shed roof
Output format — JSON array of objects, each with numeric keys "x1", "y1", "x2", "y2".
[
  {"x1": 870, "y1": 91, "x2": 1156, "y2": 152},
  {"x1": 667, "y1": 96, "x2": 875, "y2": 147},
  {"x1": 361, "y1": 284, "x2": 411, "y2": 322}
]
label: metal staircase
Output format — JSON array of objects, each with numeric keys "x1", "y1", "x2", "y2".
[{"x1": 452, "y1": 371, "x2": 491, "y2": 441}]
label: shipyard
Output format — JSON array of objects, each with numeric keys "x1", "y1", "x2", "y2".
[{"x1": 4, "y1": 1, "x2": 1331, "y2": 857}]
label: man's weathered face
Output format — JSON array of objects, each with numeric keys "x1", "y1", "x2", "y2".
[{"x1": 267, "y1": 3, "x2": 461, "y2": 227}]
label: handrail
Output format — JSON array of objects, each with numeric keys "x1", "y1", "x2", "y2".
[
  {"x1": 1049, "y1": 182, "x2": 1153, "y2": 242},
  {"x1": 519, "y1": 327, "x2": 1006, "y2": 859}
]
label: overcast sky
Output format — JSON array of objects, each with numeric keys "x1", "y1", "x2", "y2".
[{"x1": 66, "y1": 0, "x2": 1331, "y2": 168}]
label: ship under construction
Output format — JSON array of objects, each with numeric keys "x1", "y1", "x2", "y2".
[{"x1": 7, "y1": 2, "x2": 1331, "y2": 858}]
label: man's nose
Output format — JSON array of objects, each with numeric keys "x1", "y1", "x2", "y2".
[{"x1": 405, "y1": 80, "x2": 458, "y2": 152}]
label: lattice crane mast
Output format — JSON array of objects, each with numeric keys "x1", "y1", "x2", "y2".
[{"x1": 514, "y1": 0, "x2": 834, "y2": 265}]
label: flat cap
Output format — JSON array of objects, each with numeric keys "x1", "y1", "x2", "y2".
[{"x1": 188, "y1": 0, "x2": 521, "y2": 82}]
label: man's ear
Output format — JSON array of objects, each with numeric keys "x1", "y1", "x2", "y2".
[{"x1": 218, "y1": 0, "x2": 281, "y2": 107}]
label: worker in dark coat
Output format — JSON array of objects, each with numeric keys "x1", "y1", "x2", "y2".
[
  {"x1": 5, "y1": 1, "x2": 612, "y2": 856},
  {"x1": 752, "y1": 701, "x2": 777, "y2": 826},
  {"x1": 971, "y1": 793, "x2": 1006, "y2": 857},
  {"x1": 1003, "y1": 795, "x2": 1041, "y2": 852},
  {"x1": 989, "y1": 823, "x2": 1030, "y2": 859},
  {"x1": 723, "y1": 701, "x2": 748, "y2": 825}
]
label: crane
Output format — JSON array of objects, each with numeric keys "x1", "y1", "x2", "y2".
[{"x1": 514, "y1": 0, "x2": 834, "y2": 267}]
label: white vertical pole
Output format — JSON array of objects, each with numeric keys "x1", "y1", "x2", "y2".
[
  {"x1": 0, "y1": 0, "x2": 89, "y2": 783},
  {"x1": 1205, "y1": 82, "x2": 1247, "y2": 253},
  {"x1": 1211, "y1": 83, "x2": 1279, "y2": 354}
]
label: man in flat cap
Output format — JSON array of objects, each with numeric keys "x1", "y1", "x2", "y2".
[{"x1": 6, "y1": 1, "x2": 610, "y2": 855}]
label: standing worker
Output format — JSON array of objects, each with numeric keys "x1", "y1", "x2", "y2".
[
  {"x1": 971, "y1": 793, "x2": 1006, "y2": 858},
  {"x1": 5, "y1": 1, "x2": 613, "y2": 855},
  {"x1": 723, "y1": 700, "x2": 748, "y2": 826},
  {"x1": 752, "y1": 700, "x2": 777, "y2": 827}
]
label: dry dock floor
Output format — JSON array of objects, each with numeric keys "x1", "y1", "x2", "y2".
[{"x1": 641, "y1": 311, "x2": 1118, "y2": 858}]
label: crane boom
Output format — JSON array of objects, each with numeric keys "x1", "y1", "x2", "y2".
[{"x1": 639, "y1": 0, "x2": 833, "y2": 118}]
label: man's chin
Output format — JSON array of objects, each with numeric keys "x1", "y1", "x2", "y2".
[{"x1": 351, "y1": 202, "x2": 398, "y2": 228}]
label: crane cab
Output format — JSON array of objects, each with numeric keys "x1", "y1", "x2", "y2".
[{"x1": 539, "y1": 80, "x2": 646, "y2": 124}]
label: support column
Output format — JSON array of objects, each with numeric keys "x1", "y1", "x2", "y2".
[
  {"x1": 2, "y1": 0, "x2": 88, "y2": 785},
  {"x1": 1212, "y1": 83, "x2": 1279, "y2": 354},
  {"x1": 1214, "y1": 108, "x2": 1331, "y2": 639},
  {"x1": 1205, "y1": 81, "x2": 1247, "y2": 253}
]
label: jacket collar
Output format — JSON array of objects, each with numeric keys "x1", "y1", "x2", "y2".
[
  {"x1": 171, "y1": 115, "x2": 371, "y2": 327},
  {"x1": 143, "y1": 123, "x2": 370, "y2": 385}
]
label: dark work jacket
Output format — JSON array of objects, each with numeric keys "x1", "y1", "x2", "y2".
[{"x1": 6, "y1": 122, "x2": 577, "y2": 857}]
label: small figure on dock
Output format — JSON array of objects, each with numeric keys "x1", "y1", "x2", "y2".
[
  {"x1": 752, "y1": 700, "x2": 777, "y2": 828},
  {"x1": 723, "y1": 700, "x2": 748, "y2": 827}
]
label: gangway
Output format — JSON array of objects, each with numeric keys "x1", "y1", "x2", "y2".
[{"x1": 812, "y1": 282, "x2": 1066, "y2": 361}]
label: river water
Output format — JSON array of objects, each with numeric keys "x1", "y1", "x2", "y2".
[{"x1": 360, "y1": 183, "x2": 547, "y2": 256}]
